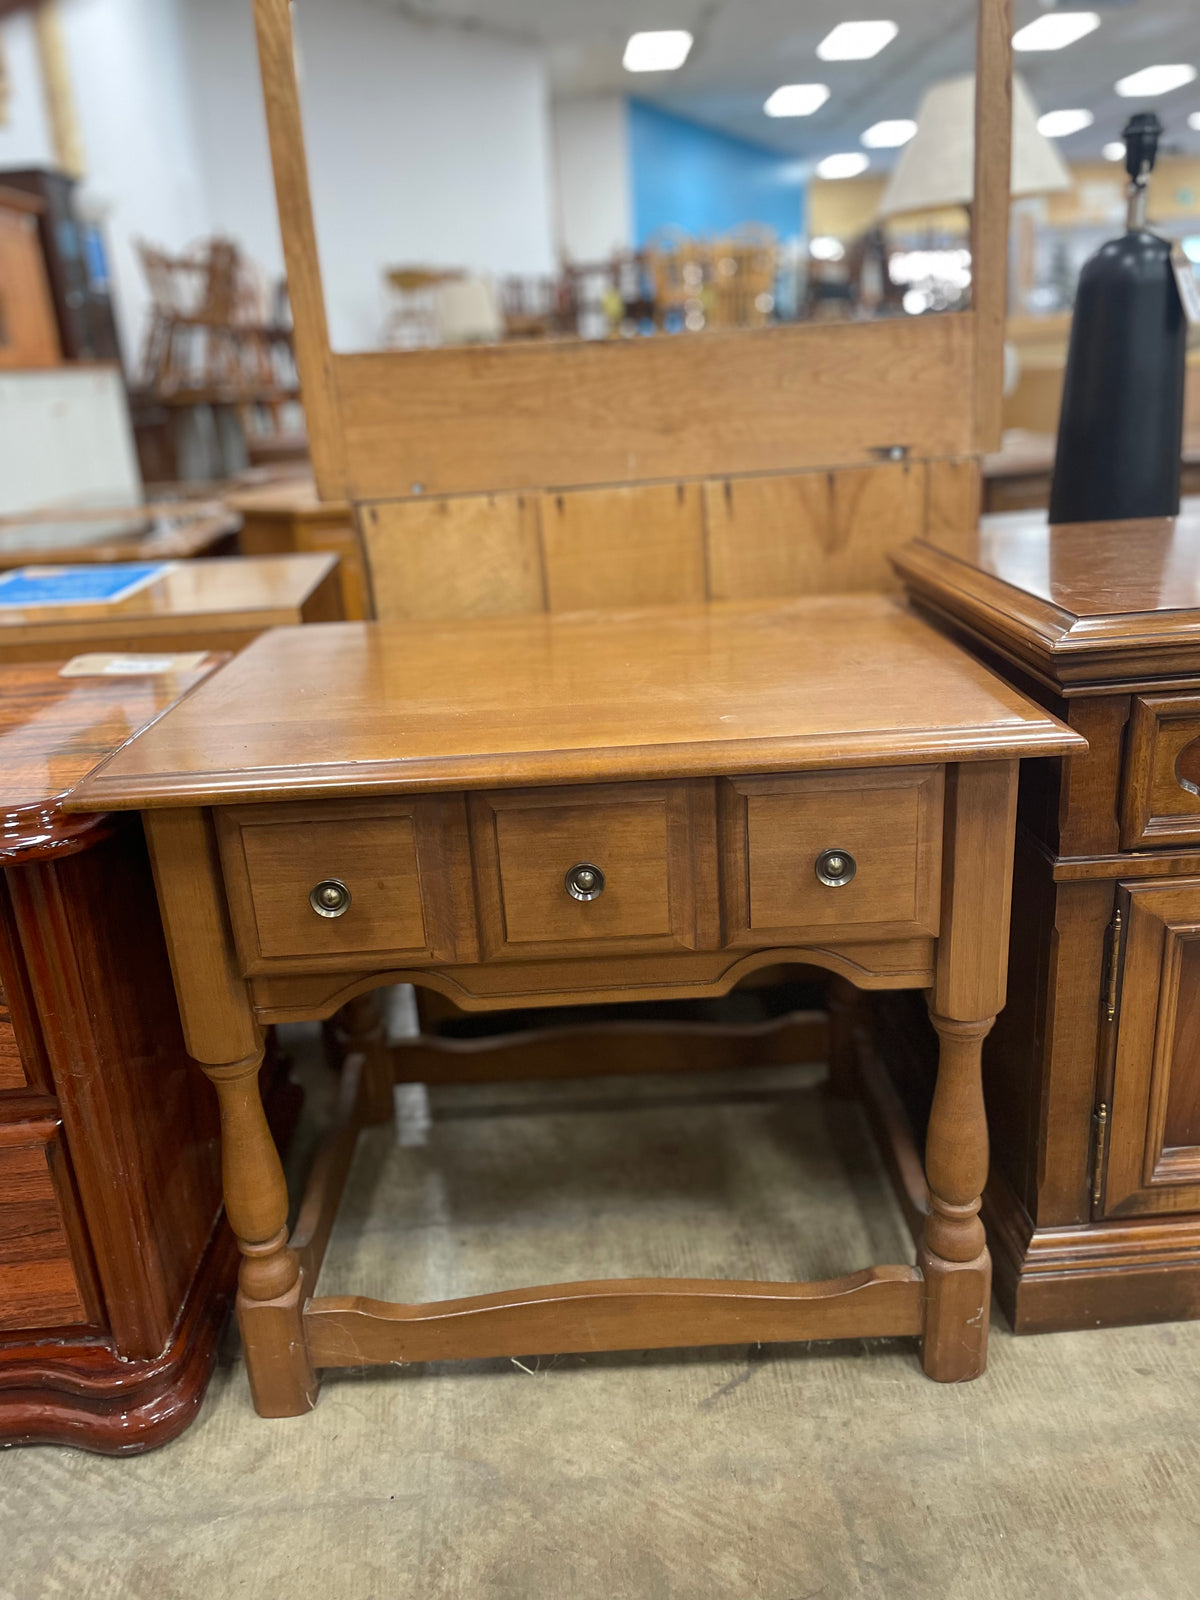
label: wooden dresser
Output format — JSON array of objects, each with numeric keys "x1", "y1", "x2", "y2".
[
  {"x1": 890, "y1": 502, "x2": 1200, "y2": 1332},
  {"x1": 69, "y1": 599, "x2": 1081, "y2": 1416},
  {"x1": 0, "y1": 657, "x2": 280, "y2": 1452}
]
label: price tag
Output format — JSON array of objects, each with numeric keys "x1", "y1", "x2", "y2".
[
  {"x1": 59, "y1": 652, "x2": 211, "y2": 678},
  {"x1": 1171, "y1": 243, "x2": 1200, "y2": 326}
]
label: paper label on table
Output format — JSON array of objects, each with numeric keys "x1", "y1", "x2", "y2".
[
  {"x1": 0, "y1": 562, "x2": 171, "y2": 609},
  {"x1": 1172, "y1": 244, "x2": 1200, "y2": 326},
  {"x1": 59, "y1": 652, "x2": 211, "y2": 678}
]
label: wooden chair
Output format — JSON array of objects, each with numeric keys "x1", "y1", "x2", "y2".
[{"x1": 250, "y1": 0, "x2": 1015, "y2": 1087}]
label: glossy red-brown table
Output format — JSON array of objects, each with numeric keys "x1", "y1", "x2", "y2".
[{"x1": 0, "y1": 657, "x2": 255, "y2": 1451}]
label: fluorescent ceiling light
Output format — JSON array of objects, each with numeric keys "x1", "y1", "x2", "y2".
[
  {"x1": 817, "y1": 21, "x2": 897, "y2": 61},
  {"x1": 1013, "y1": 12, "x2": 1100, "y2": 52},
  {"x1": 862, "y1": 118, "x2": 917, "y2": 148},
  {"x1": 1037, "y1": 108, "x2": 1095, "y2": 138},
  {"x1": 623, "y1": 30, "x2": 693, "y2": 72},
  {"x1": 1115, "y1": 64, "x2": 1197, "y2": 98},
  {"x1": 1102, "y1": 141, "x2": 1126, "y2": 162},
  {"x1": 764, "y1": 83, "x2": 830, "y2": 118},
  {"x1": 816, "y1": 152, "x2": 870, "y2": 180},
  {"x1": 809, "y1": 236, "x2": 846, "y2": 261}
]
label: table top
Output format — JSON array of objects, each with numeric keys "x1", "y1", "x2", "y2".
[
  {"x1": 896, "y1": 498, "x2": 1200, "y2": 687},
  {"x1": 70, "y1": 594, "x2": 1083, "y2": 813},
  {"x1": 984, "y1": 429, "x2": 1200, "y2": 481},
  {"x1": 225, "y1": 476, "x2": 347, "y2": 519},
  {"x1": 0, "y1": 553, "x2": 339, "y2": 647},
  {"x1": 0, "y1": 657, "x2": 221, "y2": 860},
  {"x1": 0, "y1": 504, "x2": 239, "y2": 569}
]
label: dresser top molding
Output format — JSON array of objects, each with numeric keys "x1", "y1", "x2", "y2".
[
  {"x1": 895, "y1": 498, "x2": 1200, "y2": 691},
  {"x1": 68, "y1": 596, "x2": 1082, "y2": 813},
  {"x1": 0, "y1": 657, "x2": 222, "y2": 863}
]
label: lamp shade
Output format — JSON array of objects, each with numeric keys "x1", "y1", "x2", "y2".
[{"x1": 878, "y1": 73, "x2": 1071, "y2": 218}]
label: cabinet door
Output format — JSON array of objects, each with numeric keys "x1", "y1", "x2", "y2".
[{"x1": 1101, "y1": 880, "x2": 1200, "y2": 1217}]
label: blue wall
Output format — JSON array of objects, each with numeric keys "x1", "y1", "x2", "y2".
[{"x1": 628, "y1": 100, "x2": 805, "y2": 245}]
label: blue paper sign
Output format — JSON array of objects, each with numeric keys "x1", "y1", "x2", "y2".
[{"x1": 0, "y1": 563, "x2": 169, "y2": 608}]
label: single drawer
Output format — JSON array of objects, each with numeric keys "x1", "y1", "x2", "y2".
[
  {"x1": 469, "y1": 781, "x2": 718, "y2": 959},
  {"x1": 217, "y1": 795, "x2": 476, "y2": 973},
  {"x1": 1122, "y1": 695, "x2": 1200, "y2": 849},
  {"x1": 720, "y1": 767, "x2": 943, "y2": 945},
  {"x1": 0, "y1": 1118, "x2": 97, "y2": 1332}
]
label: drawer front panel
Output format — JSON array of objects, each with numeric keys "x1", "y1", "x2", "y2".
[
  {"x1": 1121, "y1": 695, "x2": 1200, "y2": 849},
  {"x1": 0, "y1": 1119, "x2": 94, "y2": 1332},
  {"x1": 1100, "y1": 881, "x2": 1200, "y2": 1218},
  {"x1": 218, "y1": 796, "x2": 476, "y2": 973},
  {"x1": 470, "y1": 781, "x2": 718, "y2": 958},
  {"x1": 721, "y1": 767, "x2": 943, "y2": 944}
]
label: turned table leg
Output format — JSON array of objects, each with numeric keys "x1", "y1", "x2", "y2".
[
  {"x1": 919, "y1": 1013, "x2": 993, "y2": 1381},
  {"x1": 919, "y1": 759, "x2": 1020, "y2": 1383},
  {"x1": 203, "y1": 1050, "x2": 318, "y2": 1416},
  {"x1": 144, "y1": 808, "x2": 319, "y2": 1418},
  {"x1": 333, "y1": 991, "x2": 396, "y2": 1126}
]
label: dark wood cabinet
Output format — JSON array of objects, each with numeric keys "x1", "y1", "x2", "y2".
[
  {"x1": 0, "y1": 168, "x2": 121, "y2": 363},
  {"x1": 0, "y1": 659, "x2": 290, "y2": 1452},
  {"x1": 881, "y1": 505, "x2": 1200, "y2": 1333}
]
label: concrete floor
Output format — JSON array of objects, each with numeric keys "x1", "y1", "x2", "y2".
[{"x1": 3, "y1": 1028, "x2": 1199, "y2": 1600}]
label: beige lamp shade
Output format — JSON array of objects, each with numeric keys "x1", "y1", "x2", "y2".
[{"x1": 878, "y1": 73, "x2": 1071, "y2": 218}]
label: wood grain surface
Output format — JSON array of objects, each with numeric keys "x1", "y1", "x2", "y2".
[{"x1": 69, "y1": 597, "x2": 1083, "y2": 812}]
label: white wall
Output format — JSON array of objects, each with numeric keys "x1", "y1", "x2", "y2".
[
  {"x1": 63, "y1": 0, "x2": 211, "y2": 365},
  {"x1": 551, "y1": 96, "x2": 632, "y2": 264},
  {"x1": 0, "y1": 11, "x2": 54, "y2": 168},
  {"x1": 181, "y1": 0, "x2": 558, "y2": 351}
]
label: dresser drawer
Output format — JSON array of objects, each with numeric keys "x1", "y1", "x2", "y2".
[
  {"x1": 720, "y1": 767, "x2": 943, "y2": 944},
  {"x1": 1121, "y1": 695, "x2": 1200, "y2": 849},
  {"x1": 469, "y1": 781, "x2": 718, "y2": 959},
  {"x1": 217, "y1": 796, "x2": 476, "y2": 973},
  {"x1": 0, "y1": 1118, "x2": 97, "y2": 1332}
]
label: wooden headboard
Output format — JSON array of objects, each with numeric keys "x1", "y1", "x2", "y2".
[{"x1": 251, "y1": 0, "x2": 1013, "y2": 619}]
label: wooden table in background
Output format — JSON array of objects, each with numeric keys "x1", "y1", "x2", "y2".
[
  {"x1": 0, "y1": 504, "x2": 241, "y2": 572},
  {"x1": 889, "y1": 497, "x2": 1200, "y2": 1333},
  {"x1": 0, "y1": 657, "x2": 294, "y2": 1452},
  {"x1": 70, "y1": 595, "x2": 1083, "y2": 1417},
  {"x1": 983, "y1": 429, "x2": 1200, "y2": 515},
  {"x1": 0, "y1": 552, "x2": 342, "y2": 662},
  {"x1": 228, "y1": 478, "x2": 368, "y2": 620}
]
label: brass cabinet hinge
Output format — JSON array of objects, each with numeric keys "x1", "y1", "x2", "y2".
[
  {"x1": 1104, "y1": 907, "x2": 1124, "y2": 1023},
  {"x1": 1092, "y1": 1102, "x2": 1110, "y2": 1209}
]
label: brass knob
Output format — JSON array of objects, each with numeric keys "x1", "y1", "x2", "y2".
[
  {"x1": 565, "y1": 862, "x2": 605, "y2": 902},
  {"x1": 815, "y1": 849, "x2": 856, "y2": 888},
  {"x1": 309, "y1": 878, "x2": 351, "y2": 918}
]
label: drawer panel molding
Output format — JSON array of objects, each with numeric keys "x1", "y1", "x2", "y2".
[
  {"x1": 1122, "y1": 695, "x2": 1200, "y2": 850},
  {"x1": 217, "y1": 796, "x2": 478, "y2": 974},
  {"x1": 469, "y1": 780, "x2": 720, "y2": 960},
  {"x1": 0, "y1": 1118, "x2": 97, "y2": 1333},
  {"x1": 719, "y1": 766, "x2": 944, "y2": 945}
]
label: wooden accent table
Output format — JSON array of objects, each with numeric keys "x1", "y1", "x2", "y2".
[
  {"x1": 70, "y1": 597, "x2": 1082, "y2": 1414},
  {"x1": 0, "y1": 657, "x2": 249, "y2": 1452},
  {"x1": 0, "y1": 552, "x2": 342, "y2": 662},
  {"x1": 228, "y1": 478, "x2": 367, "y2": 621},
  {"x1": 0, "y1": 504, "x2": 240, "y2": 572},
  {"x1": 893, "y1": 500, "x2": 1200, "y2": 1332}
]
